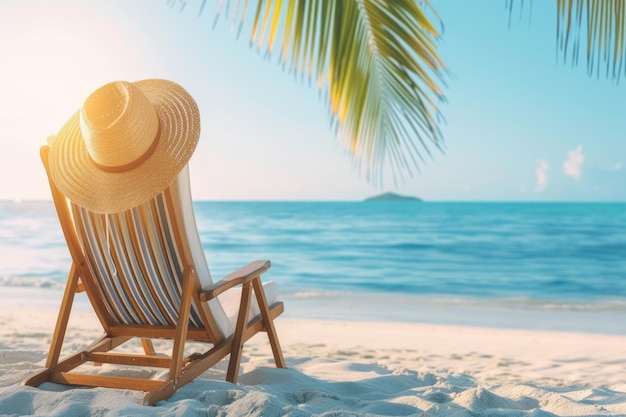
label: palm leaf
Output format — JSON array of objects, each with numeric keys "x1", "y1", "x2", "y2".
[
  {"x1": 211, "y1": 0, "x2": 447, "y2": 184},
  {"x1": 556, "y1": 0, "x2": 626, "y2": 80},
  {"x1": 509, "y1": 0, "x2": 626, "y2": 81}
]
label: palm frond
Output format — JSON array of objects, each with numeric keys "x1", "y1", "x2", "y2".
[
  {"x1": 509, "y1": 0, "x2": 626, "y2": 81},
  {"x1": 220, "y1": 0, "x2": 447, "y2": 184},
  {"x1": 557, "y1": 0, "x2": 626, "y2": 81}
]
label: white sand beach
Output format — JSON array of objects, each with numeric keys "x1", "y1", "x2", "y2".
[{"x1": 0, "y1": 288, "x2": 625, "y2": 416}]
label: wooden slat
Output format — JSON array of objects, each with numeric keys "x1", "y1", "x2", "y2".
[
  {"x1": 200, "y1": 260, "x2": 271, "y2": 300},
  {"x1": 109, "y1": 325, "x2": 211, "y2": 341},
  {"x1": 83, "y1": 352, "x2": 171, "y2": 368},
  {"x1": 49, "y1": 372, "x2": 165, "y2": 392}
]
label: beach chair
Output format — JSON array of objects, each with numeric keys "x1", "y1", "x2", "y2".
[{"x1": 24, "y1": 146, "x2": 286, "y2": 405}]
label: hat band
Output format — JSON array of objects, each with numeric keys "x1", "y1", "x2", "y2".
[{"x1": 91, "y1": 125, "x2": 161, "y2": 173}]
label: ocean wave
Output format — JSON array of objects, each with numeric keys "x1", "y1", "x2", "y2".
[
  {"x1": 287, "y1": 290, "x2": 354, "y2": 299},
  {"x1": 3, "y1": 277, "x2": 625, "y2": 313},
  {"x1": 0, "y1": 276, "x2": 64, "y2": 290},
  {"x1": 283, "y1": 289, "x2": 626, "y2": 313},
  {"x1": 424, "y1": 295, "x2": 626, "y2": 312}
]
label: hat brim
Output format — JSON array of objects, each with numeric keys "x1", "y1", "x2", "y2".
[{"x1": 48, "y1": 79, "x2": 200, "y2": 214}]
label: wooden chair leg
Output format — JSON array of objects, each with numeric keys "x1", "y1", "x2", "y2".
[
  {"x1": 141, "y1": 339, "x2": 156, "y2": 356},
  {"x1": 46, "y1": 263, "x2": 81, "y2": 369},
  {"x1": 226, "y1": 281, "x2": 252, "y2": 383},
  {"x1": 252, "y1": 277, "x2": 286, "y2": 368},
  {"x1": 169, "y1": 267, "x2": 195, "y2": 382}
]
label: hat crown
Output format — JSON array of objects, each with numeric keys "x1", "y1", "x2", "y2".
[
  {"x1": 48, "y1": 78, "x2": 200, "y2": 214},
  {"x1": 80, "y1": 81, "x2": 159, "y2": 171}
]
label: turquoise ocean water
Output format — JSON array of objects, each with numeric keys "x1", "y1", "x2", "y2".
[{"x1": 1, "y1": 201, "x2": 625, "y2": 334}]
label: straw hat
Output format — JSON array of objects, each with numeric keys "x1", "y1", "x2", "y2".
[{"x1": 48, "y1": 79, "x2": 200, "y2": 214}]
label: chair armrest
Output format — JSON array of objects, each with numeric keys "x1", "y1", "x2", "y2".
[{"x1": 199, "y1": 260, "x2": 271, "y2": 301}]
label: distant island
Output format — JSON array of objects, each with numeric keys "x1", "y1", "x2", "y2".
[{"x1": 364, "y1": 192, "x2": 422, "y2": 202}]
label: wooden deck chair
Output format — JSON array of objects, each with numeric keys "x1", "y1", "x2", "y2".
[{"x1": 25, "y1": 145, "x2": 286, "y2": 405}]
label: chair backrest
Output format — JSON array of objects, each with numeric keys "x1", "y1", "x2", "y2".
[{"x1": 68, "y1": 166, "x2": 233, "y2": 339}]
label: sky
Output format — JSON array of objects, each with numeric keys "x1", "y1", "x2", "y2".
[{"x1": 0, "y1": 0, "x2": 624, "y2": 202}]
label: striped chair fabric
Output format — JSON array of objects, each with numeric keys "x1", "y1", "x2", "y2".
[{"x1": 71, "y1": 191, "x2": 206, "y2": 328}]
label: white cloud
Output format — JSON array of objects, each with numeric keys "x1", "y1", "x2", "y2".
[
  {"x1": 535, "y1": 160, "x2": 548, "y2": 192},
  {"x1": 563, "y1": 145, "x2": 584, "y2": 179},
  {"x1": 613, "y1": 162, "x2": 622, "y2": 171}
]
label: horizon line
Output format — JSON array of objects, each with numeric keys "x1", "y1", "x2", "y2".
[{"x1": 3, "y1": 198, "x2": 625, "y2": 204}]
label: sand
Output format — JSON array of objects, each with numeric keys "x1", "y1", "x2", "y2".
[{"x1": 0, "y1": 289, "x2": 625, "y2": 416}]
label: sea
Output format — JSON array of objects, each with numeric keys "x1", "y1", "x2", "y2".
[{"x1": 1, "y1": 200, "x2": 625, "y2": 335}]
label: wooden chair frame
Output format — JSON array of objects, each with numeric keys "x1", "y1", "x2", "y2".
[{"x1": 24, "y1": 146, "x2": 286, "y2": 405}]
